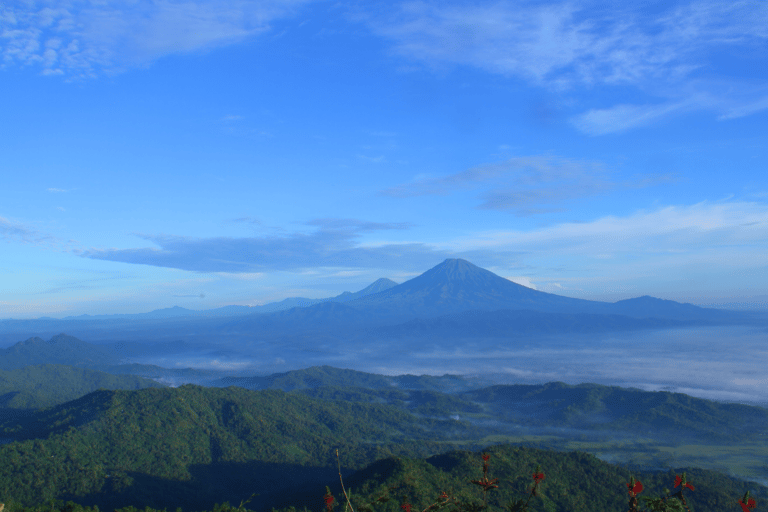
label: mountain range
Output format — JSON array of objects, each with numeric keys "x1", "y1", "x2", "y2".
[{"x1": 1, "y1": 259, "x2": 762, "y2": 347}]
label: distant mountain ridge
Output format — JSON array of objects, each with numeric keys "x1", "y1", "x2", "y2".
[
  {"x1": 13, "y1": 277, "x2": 401, "y2": 322},
  {"x1": 0, "y1": 334, "x2": 122, "y2": 370},
  {"x1": 0, "y1": 259, "x2": 761, "y2": 345},
  {"x1": 233, "y1": 259, "x2": 750, "y2": 333},
  {"x1": 1, "y1": 259, "x2": 746, "y2": 323},
  {"x1": 343, "y1": 259, "x2": 744, "y2": 321},
  {"x1": 0, "y1": 363, "x2": 167, "y2": 410},
  {"x1": 343, "y1": 258, "x2": 613, "y2": 318}
]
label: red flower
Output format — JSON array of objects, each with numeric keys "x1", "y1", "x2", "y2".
[
  {"x1": 739, "y1": 498, "x2": 757, "y2": 511},
  {"x1": 626, "y1": 481, "x2": 643, "y2": 496},
  {"x1": 532, "y1": 472, "x2": 545, "y2": 484},
  {"x1": 401, "y1": 502, "x2": 412, "y2": 512},
  {"x1": 674, "y1": 475, "x2": 695, "y2": 491},
  {"x1": 471, "y1": 477, "x2": 500, "y2": 492},
  {"x1": 482, "y1": 454, "x2": 490, "y2": 462}
]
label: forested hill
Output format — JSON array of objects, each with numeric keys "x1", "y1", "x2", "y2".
[
  {"x1": 0, "y1": 384, "x2": 492, "y2": 512},
  {"x1": 0, "y1": 363, "x2": 167, "y2": 410},
  {"x1": 270, "y1": 444, "x2": 768, "y2": 512},
  {"x1": 0, "y1": 384, "x2": 766, "y2": 512}
]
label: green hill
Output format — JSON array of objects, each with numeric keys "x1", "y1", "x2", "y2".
[
  {"x1": 271, "y1": 444, "x2": 767, "y2": 512},
  {"x1": 0, "y1": 384, "x2": 493, "y2": 512},
  {"x1": 0, "y1": 335, "x2": 124, "y2": 371},
  {"x1": 0, "y1": 384, "x2": 765, "y2": 512},
  {"x1": 0, "y1": 363, "x2": 168, "y2": 411}
]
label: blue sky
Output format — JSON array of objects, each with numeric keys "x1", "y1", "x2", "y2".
[{"x1": 1, "y1": 0, "x2": 767, "y2": 319}]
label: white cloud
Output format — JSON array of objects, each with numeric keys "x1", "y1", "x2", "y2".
[
  {"x1": 468, "y1": 200, "x2": 768, "y2": 251},
  {"x1": 506, "y1": 276, "x2": 536, "y2": 289},
  {"x1": 381, "y1": 155, "x2": 672, "y2": 214},
  {"x1": 0, "y1": 215, "x2": 52, "y2": 245},
  {"x1": 1, "y1": 0, "x2": 315, "y2": 77},
  {"x1": 570, "y1": 100, "x2": 691, "y2": 135},
  {"x1": 444, "y1": 199, "x2": 768, "y2": 295},
  {"x1": 364, "y1": 1, "x2": 765, "y2": 85},
  {"x1": 718, "y1": 95, "x2": 768, "y2": 120},
  {"x1": 359, "y1": 0, "x2": 768, "y2": 128}
]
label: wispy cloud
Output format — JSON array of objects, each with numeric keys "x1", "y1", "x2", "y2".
[
  {"x1": 80, "y1": 217, "x2": 453, "y2": 273},
  {"x1": 381, "y1": 155, "x2": 673, "y2": 215},
  {"x1": 357, "y1": 0, "x2": 768, "y2": 129},
  {"x1": 360, "y1": 1, "x2": 766, "y2": 86},
  {"x1": 232, "y1": 216, "x2": 262, "y2": 225},
  {"x1": 718, "y1": 94, "x2": 768, "y2": 121},
  {"x1": 570, "y1": 100, "x2": 693, "y2": 135},
  {"x1": 0, "y1": 216, "x2": 37, "y2": 240},
  {"x1": 506, "y1": 276, "x2": 537, "y2": 290},
  {"x1": 79, "y1": 199, "x2": 768, "y2": 291},
  {"x1": 458, "y1": 199, "x2": 768, "y2": 250},
  {"x1": 33, "y1": 267, "x2": 136, "y2": 293},
  {"x1": 1, "y1": 0, "x2": 314, "y2": 77},
  {"x1": 46, "y1": 187, "x2": 68, "y2": 193},
  {"x1": 0, "y1": 215, "x2": 56, "y2": 246},
  {"x1": 446, "y1": 199, "x2": 768, "y2": 294}
]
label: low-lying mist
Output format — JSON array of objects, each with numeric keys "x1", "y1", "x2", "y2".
[{"x1": 114, "y1": 325, "x2": 768, "y2": 411}]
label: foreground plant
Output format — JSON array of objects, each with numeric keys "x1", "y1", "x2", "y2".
[{"x1": 322, "y1": 449, "x2": 759, "y2": 512}]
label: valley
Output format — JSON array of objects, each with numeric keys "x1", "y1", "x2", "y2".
[{"x1": 1, "y1": 259, "x2": 767, "y2": 512}]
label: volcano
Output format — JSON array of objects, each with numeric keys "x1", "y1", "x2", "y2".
[{"x1": 344, "y1": 258, "x2": 613, "y2": 320}]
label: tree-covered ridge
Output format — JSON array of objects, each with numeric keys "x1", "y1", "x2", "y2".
[
  {"x1": 0, "y1": 384, "x2": 498, "y2": 512},
  {"x1": 454, "y1": 381, "x2": 768, "y2": 445},
  {"x1": 175, "y1": 364, "x2": 768, "y2": 446},
  {"x1": 0, "y1": 383, "x2": 766, "y2": 512},
  {"x1": 294, "y1": 384, "x2": 486, "y2": 417},
  {"x1": 0, "y1": 363, "x2": 168, "y2": 410},
  {"x1": 1, "y1": 356, "x2": 767, "y2": 454},
  {"x1": 0, "y1": 335, "x2": 125, "y2": 371},
  {"x1": 208, "y1": 364, "x2": 481, "y2": 395},
  {"x1": 270, "y1": 444, "x2": 768, "y2": 512},
  {"x1": 3, "y1": 362, "x2": 768, "y2": 448},
  {"x1": 1, "y1": 332, "x2": 765, "y2": 449}
]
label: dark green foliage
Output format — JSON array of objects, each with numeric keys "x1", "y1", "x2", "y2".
[
  {"x1": 275, "y1": 445, "x2": 767, "y2": 512},
  {"x1": 208, "y1": 365, "x2": 489, "y2": 396},
  {"x1": 0, "y1": 384, "x2": 499, "y2": 512},
  {"x1": 0, "y1": 336, "x2": 124, "y2": 371},
  {"x1": 0, "y1": 383, "x2": 765, "y2": 512},
  {"x1": 0, "y1": 364, "x2": 167, "y2": 410},
  {"x1": 456, "y1": 381, "x2": 768, "y2": 445}
]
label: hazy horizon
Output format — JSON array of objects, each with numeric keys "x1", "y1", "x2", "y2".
[
  {"x1": 4, "y1": 324, "x2": 764, "y2": 412},
  {"x1": 2, "y1": 264, "x2": 768, "y2": 320}
]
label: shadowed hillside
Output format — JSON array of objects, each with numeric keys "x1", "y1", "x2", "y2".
[{"x1": 0, "y1": 383, "x2": 766, "y2": 512}]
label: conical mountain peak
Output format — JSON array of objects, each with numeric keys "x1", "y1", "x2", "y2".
[
  {"x1": 345, "y1": 258, "x2": 609, "y2": 318},
  {"x1": 421, "y1": 258, "x2": 489, "y2": 280},
  {"x1": 398, "y1": 258, "x2": 533, "y2": 298},
  {"x1": 359, "y1": 277, "x2": 398, "y2": 294}
]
